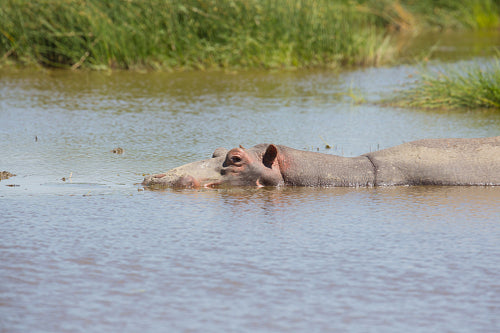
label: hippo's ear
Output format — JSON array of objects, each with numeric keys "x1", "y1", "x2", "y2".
[
  {"x1": 262, "y1": 144, "x2": 278, "y2": 168},
  {"x1": 212, "y1": 147, "x2": 228, "y2": 158}
]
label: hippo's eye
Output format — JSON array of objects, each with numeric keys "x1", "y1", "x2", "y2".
[{"x1": 230, "y1": 156, "x2": 242, "y2": 164}]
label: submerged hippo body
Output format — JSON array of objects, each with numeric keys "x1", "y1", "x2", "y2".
[{"x1": 143, "y1": 136, "x2": 500, "y2": 188}]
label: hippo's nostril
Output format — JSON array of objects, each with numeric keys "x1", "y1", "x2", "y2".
[
  {"x1": 172, "y1": 176, "x2": 200, "y2": 188},
  {"x1": 220, "y1": 168, "x2": 227, "y2": 175}
]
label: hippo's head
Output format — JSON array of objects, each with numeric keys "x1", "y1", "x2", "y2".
[{"x1": 142, "y1": 144, "x2": 285, "y2": 188}]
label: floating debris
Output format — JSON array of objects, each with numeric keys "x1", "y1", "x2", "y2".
[
  {"x1": 0, "y1": 171, "x2": 16, "y2": 180},
  {"x1": 319, "y1": 136, "x2": 333, "y2": 150},
  {"x1": 111, "y1": 147, "x2": 124, "y2": 154},
  {"x1": 61, "y1": 172, "x2": 73, "y2": 182}
]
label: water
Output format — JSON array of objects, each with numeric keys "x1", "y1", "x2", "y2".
[
  {"x1": 2, "y1": 33, "x2": 500, "y2": 332},
  {"x1": 2, "y1": 187, "x2": 500, "y2": 332}
]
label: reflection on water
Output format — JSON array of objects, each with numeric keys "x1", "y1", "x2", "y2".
[
  {"x1": 2, "y1": 186, "x2": 500, "y2": 332},
  {"x1": 399, "y1": 29, "x2": 500, "y2": 62},
  {"x1": 1, "y1": 30, "x2": 500, "y2": 332}
]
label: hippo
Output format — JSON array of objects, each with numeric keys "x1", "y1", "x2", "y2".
[{"x1": 142, "y1": 136, "x2": 500, "y2": 188}]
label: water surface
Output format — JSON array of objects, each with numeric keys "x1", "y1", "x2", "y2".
[{"x1": 1, "y1": 37, "x2": 500, "y2": 332}]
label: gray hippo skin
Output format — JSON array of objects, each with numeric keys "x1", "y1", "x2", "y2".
[{"x1": 142, "y1": 136, "x2": 500, "y2": 188}]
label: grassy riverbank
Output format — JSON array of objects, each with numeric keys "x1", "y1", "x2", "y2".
[
  {"x1": 1, "y1": 0, "x2": 499, "y2": 70},
  {"x1": 394, "y1": 60, "x2": 500, "y2": 110}
]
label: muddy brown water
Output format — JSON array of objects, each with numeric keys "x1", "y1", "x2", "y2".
[{"x1": 1, "y1": 32, "x2": 500, "y2": 332}]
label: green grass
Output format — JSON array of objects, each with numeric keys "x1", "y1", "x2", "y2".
[
  {"x1": 400, "y1": 0, "x2": 500, "y2": 30},
  {"x1": 1, "y1": 0, "x2": 499, "y2": 70},
  {"x1": 395, "y1": 60, "x2": 500, "y2": 110}
]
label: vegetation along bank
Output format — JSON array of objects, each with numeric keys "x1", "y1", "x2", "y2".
[
  {"x1": 1, "y1": 0, "x2": 499, "y2": 71},
  {"x1": 394, "y1": 60, "x2": 500, "y2": 110}
]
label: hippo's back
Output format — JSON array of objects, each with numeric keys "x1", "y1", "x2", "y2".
[{"x1": 365, "y1": 136, "x2": 500, "y2": 186}]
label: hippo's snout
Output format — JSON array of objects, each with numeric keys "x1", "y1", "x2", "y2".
[
  {"x1": 142, "y1": 173, "x2": 201, "y2": 188},
  {"x1": 143, "y1": 154, "x2": 226, "y2": 189}
]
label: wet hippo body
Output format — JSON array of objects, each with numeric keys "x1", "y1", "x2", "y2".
[{"x1": 143, "y1": 136, "x2": 500, "y2": 188}]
